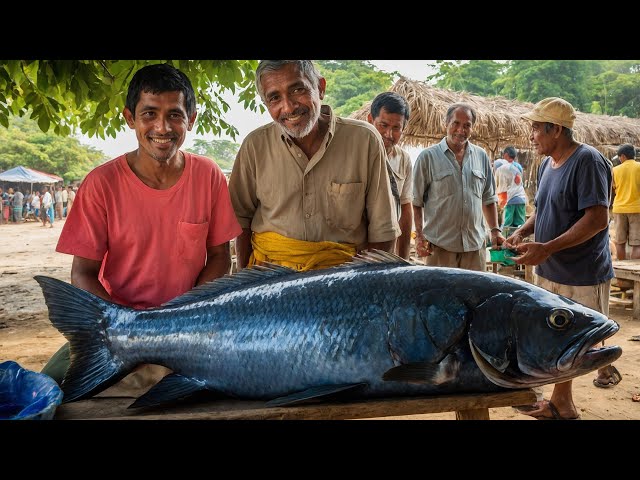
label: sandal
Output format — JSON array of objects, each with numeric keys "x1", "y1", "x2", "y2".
[{"x1": 593, "y1": 365, "x2": 622, "y2": 388}]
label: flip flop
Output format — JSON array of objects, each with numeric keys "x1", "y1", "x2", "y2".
[
  {"x1": 513, "y1": 400, "x2": 547, "y2": 413},
  {"x1": 530, "y1": 400, "x2": 581, "y2": 421},
  {"x1": 593, "y1": 365, "x2": 622, "y2": 388}
]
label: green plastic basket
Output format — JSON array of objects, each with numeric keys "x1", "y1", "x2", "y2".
[{"x1": 489, "y1": 248, "x2": 518, "y2": 266}]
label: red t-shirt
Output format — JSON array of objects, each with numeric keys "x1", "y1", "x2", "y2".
[{"x1": 56, "y1": 152, "x2": 242, "y2": 308}]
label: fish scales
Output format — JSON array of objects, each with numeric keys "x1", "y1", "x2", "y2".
[{"x1": 34, "y1": 251, "x2": 622, "y2": 407}]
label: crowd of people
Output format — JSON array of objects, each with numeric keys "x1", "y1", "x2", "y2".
[
  {"x1": 5, "y1": 61, "x2": 631, "y2": 419},
  {"x1": 0, "y1": 184, "x2": 76, "y2": 227}
]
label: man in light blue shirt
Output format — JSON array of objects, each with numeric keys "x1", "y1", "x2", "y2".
[{"x1": 412, "y1": 102, "x2": 503, "y2": 271}]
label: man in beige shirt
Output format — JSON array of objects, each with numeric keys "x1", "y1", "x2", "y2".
[
  {"x1": 368, "y1": 92, "x2": 413, "y2": 260},
  {"x1": 229, "y1": 60, "x2": 400, "y2": 271}
]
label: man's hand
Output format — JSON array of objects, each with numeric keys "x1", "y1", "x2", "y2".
[
  {"x1": 490, "y1": 229, "x2": 506, "y2": 249},
  {"x1": 415, "y1": 235, "x2": 432, "y2": 257},
  {"x1": 512, "y1": 241, "x2": 551, "y2": 266},
  {"x1": 503, "y1": 231, "x2": 525, "y2": 249}
]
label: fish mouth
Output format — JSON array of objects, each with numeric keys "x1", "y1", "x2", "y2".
[
  {"x1": 557, "y1": 321, "x2": 621, "y2": 372},
  {"x1": 469, "y1": 321, "x2": 623, "y2": 389}
]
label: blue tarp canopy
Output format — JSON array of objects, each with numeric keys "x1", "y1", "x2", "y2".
[{"x1": 0, "y1": 166, "x2": 58, "y2": 183}]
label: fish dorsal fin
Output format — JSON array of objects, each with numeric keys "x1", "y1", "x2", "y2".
[
  {"x1": 162, "y1": 263, "x2": 296, "y2": 308},
  {"x1": 162, "y1": 250, "x2": 409, "y2": 308},
  {"x1": 344, "y1": 248, "x2": 413, "y2": 267}
]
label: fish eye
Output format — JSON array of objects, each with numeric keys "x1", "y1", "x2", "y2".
[{"x1": 547, "y1": 308, "x2": 574, "y2": 330}]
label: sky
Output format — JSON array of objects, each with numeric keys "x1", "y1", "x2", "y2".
[{"x1": 77, "y1": 61, "x2": 438, "y2": 159}]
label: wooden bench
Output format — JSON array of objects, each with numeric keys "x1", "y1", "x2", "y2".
[
  {"x1": 612, "y1": 259, "x2": 640, "y2": 320},
  {"x1": 54, "y1": 389, "x2": 537, "y2": 420}
]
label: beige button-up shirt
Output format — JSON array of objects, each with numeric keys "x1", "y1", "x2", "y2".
[
  {"x1": 388, "y1": 145, "x2": 413, "y2": 206},
  {"x1": 229, "y1": 105, "x2": 400, "y2": 250}
]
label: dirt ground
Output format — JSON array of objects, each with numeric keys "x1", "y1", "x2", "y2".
[{"x1": 1, "y1": 219, "x2": 639, "y2": 420}]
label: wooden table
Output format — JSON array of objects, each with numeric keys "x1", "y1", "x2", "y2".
[
  {"x1": 612, "y1": 259, "x2": 640, "y2": 320},
  {"x1": 54, "y1": 389, "x2": 537, "y2": 420}
]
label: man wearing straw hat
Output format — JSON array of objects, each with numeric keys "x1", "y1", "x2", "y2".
[{"x1": 506, "y1": 97, "x2": 620, "y2": 420}]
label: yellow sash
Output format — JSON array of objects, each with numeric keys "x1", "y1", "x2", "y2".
[{"x1": 249, "y1": 231, "x2": 356, "y2": 271}]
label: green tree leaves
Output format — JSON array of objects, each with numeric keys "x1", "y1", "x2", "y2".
[
  {"x1": 0, "y1": 60, "x2": 259, "y2": 140},
  {"x1": 0, "y1": 116, "x2": 106, "y2": 182},
  {"x1": 427, "y1": 60, "x2": 640, "y2": 118},
  {"x1": 316, "y1": 61, "x2": 394, "y2": 116},
  {"x1": 428, "y1": 60, "x2": 504, "y2": 96},
  {"x1": 186, "y1": 139, "x2": 240, "y2": 170}
]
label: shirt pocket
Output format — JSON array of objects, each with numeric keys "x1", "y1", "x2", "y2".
[
  {"x1": 177, "y1": 221, "x2": 209, "y2": 264},
  {"x1": 326, "y1": 182, "x2": 365, "y2": 231},
  {"x1": 430, "y1": 170, "x2": 455, "y2": 201},
  {"x1": 470, "y1": 169, "x2": 486, "y2": 198}
]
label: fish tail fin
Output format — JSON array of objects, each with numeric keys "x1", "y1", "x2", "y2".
[{"x1": 34, "y1": 275, "x2": 125, "y2": 403}]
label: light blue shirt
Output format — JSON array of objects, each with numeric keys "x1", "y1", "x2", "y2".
[{"x1": 413, "y1": 137, "x2": 497, "y2": 252}]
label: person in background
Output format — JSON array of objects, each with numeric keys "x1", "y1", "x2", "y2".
[
  {"x1": 40, "y1": 186, "x2": 53, "y2": 228},
  {"x1": 412, "y1": 102, "x2": 504, "y2": 271},
  {"x1": 367, "y1": 92, "x2": 413, "y2": 259},
  {"x1": 0, "y1": 188, "x2": 9, "y2": 224},
  {"x1": 611, "y1": 143, "x2": 640, "y2": 261},
  {"x1": 229, "y1": 60, "x2": 399, "y2": 272},
  {"x1": 3, "y1": 188, "x2": 14, "y2": 223},
  {"x1": 493, "y1": 158, "x2": 507, "y2": 172},
  {"x1": 31, "y1": 191, "x2": 41, "y2": 220},
  {"x1": 495, "y1": 146, "x2": 528, "y2": 231},
  {"x1": 610, "y1": 155, "x2": 621, "y2": 168},
  {"x1": 54, "y1": 185, "x2": 63, "y2": 220},
  {"x1": 66, "y1": 185, "x2": 75, "y2": 215},
  {"x1": 61, "y1": 185, "x2": 68, "y2": 217},
  {"x1": 506, "y1": 97, "x2": 620, "y2": 420},
  {"x1": 11, "y1": 187, "x2": 23, "y2": 223},
  {"x1": 42, "y1": 63, "x2": 242, "y2": 393}
]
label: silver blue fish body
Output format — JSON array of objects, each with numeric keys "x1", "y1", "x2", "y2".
[{"x1": 35, "y1": 252, "x2": 622, "y2": 408}]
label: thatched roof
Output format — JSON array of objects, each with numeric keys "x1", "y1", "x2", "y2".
[{"x1": 351, "y1": 77, "x2": 640, "y2": 159}]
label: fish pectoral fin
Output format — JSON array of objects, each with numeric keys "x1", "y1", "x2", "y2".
[
  {"x1": 382, "y1": 362, "x2": 441, "y2": 384},
  {"x1": 128, "y1": 373, "x2": 208, "y2": 409},
  {"x1": 468, "y1": 340, "x2": 510, "y2": 373},
  {"x1": 383, "y1": 357, "x2": 460, "y2": 385},
  {"x1": 265, "y1": 383, "x2": 367, "y2": 408}
]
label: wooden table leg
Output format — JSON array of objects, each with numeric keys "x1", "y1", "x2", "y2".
[
  {"x1": 455, "y1": 408, "x2": 490, "y2": 420},
  {"x1": 634, "y1": 281, "x2": 640, "y2": 321}
]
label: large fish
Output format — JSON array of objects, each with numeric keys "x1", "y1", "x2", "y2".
[{"x1": 35, "y1": 251, "x2": 622, "y2": 409}]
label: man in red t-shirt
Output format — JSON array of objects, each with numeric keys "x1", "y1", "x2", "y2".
[{"x1": 42, "y1": 64, "x2": 242, "y2": 392}]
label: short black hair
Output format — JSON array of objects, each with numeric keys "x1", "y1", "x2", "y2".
[
  {"x1": 125, "y1": 63, "x2": 196, "y2": 118},
  {"x1": 370, "y1": 92, "x2": 410, "y2": 124},
  {"x1": 503, "y1": 146, "x2": 517, "y2": 159},
  {"x1": 617, "y1": 143, "x2": 636, "y2": 159}
]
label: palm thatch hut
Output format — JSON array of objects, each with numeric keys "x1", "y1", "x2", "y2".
[{"x1": 351, "y1": 77, "x2": 640, "y2": 186}]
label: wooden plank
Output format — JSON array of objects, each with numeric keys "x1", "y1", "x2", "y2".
[
  {"x1": 609, "y1": 297, "x2": 633, "y2": 307},
  {"x1": 54, "y1": 389, "x2": 537, "y2": 421},
  {"x1": 612, "y1": 260, "x2": 640, "y2": 320},
  {"x1": 613, "y1": 260, "x2": 640, "y2": 281}
]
